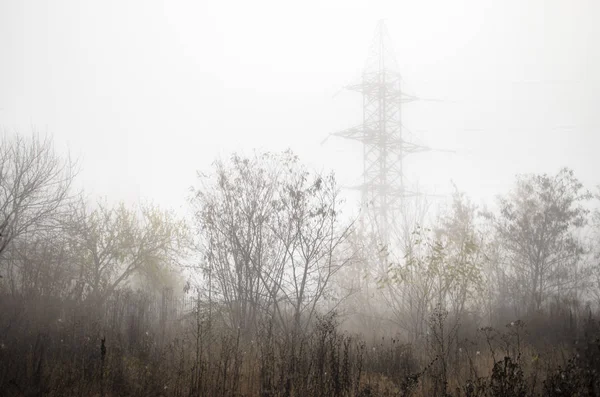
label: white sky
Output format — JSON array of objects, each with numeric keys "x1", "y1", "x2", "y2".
[{"x1": 1, "y1": 0, "x2": 599, "y2": 216}]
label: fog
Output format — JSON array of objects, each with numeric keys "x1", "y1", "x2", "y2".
[
  {"x1": 2, "y1": 1, "x2": 600, "y2": 396},
  {"x1": 2, "y1": 0, "x2": 599, "y2": 210}
]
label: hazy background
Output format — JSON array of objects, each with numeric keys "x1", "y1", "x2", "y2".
[{"x1": 1, "y1": 0, "x2": 599, "y2": 214}]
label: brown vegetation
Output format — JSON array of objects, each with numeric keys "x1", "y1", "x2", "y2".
[{"x1": 2, "y1": 133, "x2": 600, "y2": 396}]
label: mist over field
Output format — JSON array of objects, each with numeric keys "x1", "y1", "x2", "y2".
[{"x1": 1, "y1": 1, "x2": 600, "y2": 396}]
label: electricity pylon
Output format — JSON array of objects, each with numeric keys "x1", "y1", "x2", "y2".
[{"x1": 329, "y1": 20, "x2": 430, "y2": 252}]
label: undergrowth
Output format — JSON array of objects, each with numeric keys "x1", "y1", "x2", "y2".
[{"x1": 1, "y1": 292, "x2": 600, "y2": 397}]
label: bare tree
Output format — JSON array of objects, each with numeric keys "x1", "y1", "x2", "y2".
[
  {"x1": 379, "y1": 189, "x2": 484, "y2": 342},
  {"x1": 332, "y1": 191, "x2": 433, "y2": 338},
  {"x1": 432, "y1": 188, "x2": 484, "y2": 319},
  {"x1": 270, "y1": 167, "x2": 352, "y2": 335},
  {"x1": 2, "y1": 227, "x2": 74, "y2": 298},
  {"x1": 485, "y1": 168, "x2": 590, "y2": 314},
  {"x1": 191, "y1": 152, "x2": 286, "y2": 334},
  {"x1": 190, "y1": 151, "x2": 352, "y2": 337},
  {"x1": 0, "y1": 133, "x2": 75, "y2": 259},
  {"x1": 64, "y1": 200, "x2": 187, "y2": 305}
]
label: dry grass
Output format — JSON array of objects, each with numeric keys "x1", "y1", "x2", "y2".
[{"x1": 1, "y1": 292, "x2": 599, "y2": 397}]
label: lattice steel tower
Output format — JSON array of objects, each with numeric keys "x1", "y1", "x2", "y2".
[{"x1": 331, "y1": 20, "x2": 429, "y2": 248}]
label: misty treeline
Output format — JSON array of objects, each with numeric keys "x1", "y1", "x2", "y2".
[{"x1": 2, "y1": 133, "x2": 600, "y2": 396}]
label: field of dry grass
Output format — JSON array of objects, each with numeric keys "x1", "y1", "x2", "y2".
[{"x1": 2, "y1": 292, "x2": 600, "y2": 397}]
